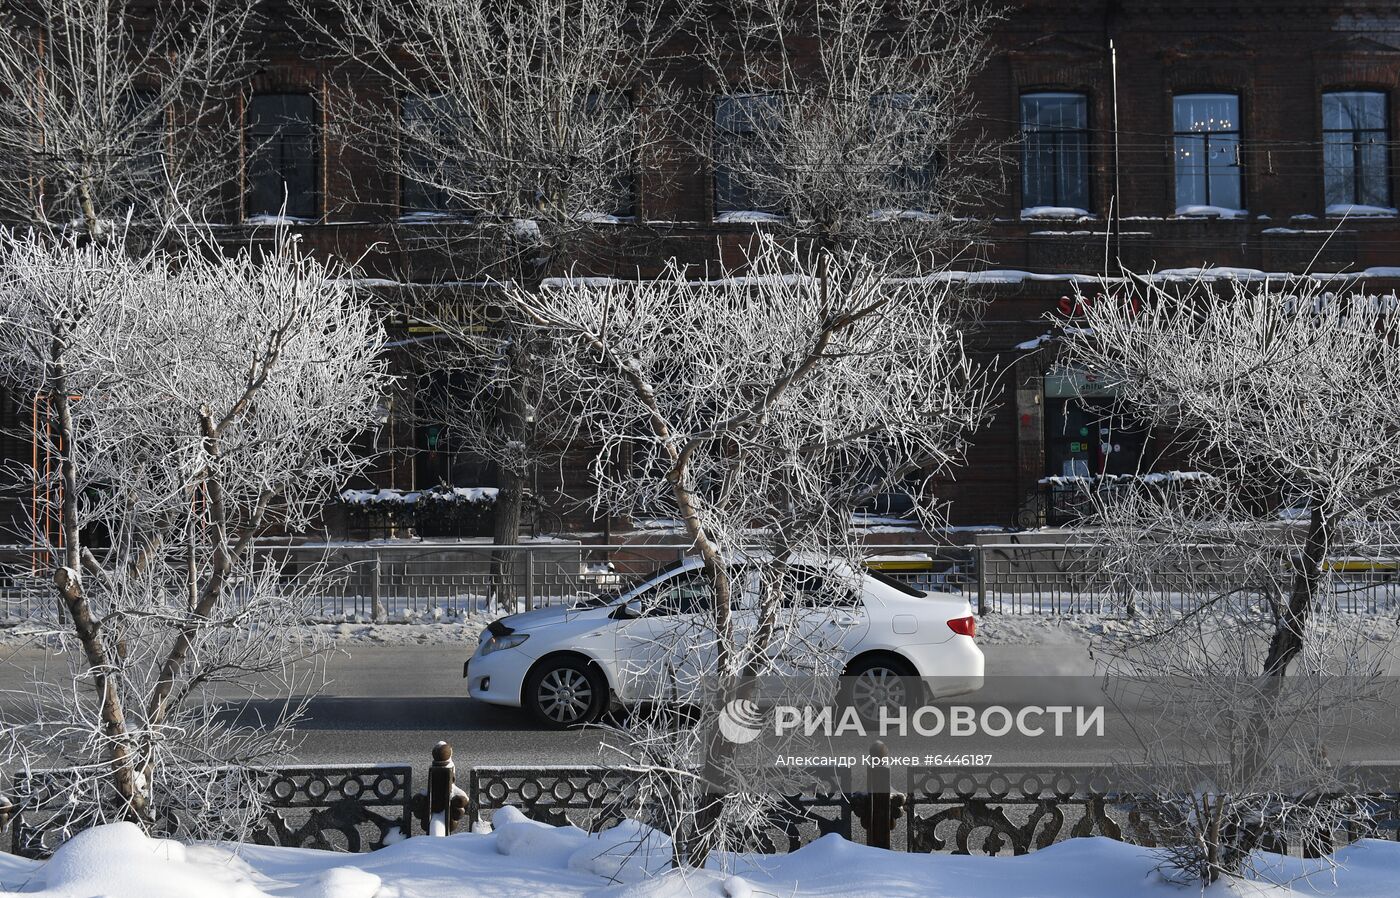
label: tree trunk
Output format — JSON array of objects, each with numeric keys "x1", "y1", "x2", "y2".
[
  {"x1": 49, "y1": 349, "x2": 145, "y2": 820},
  {"x1": 490, "y1": 320, "x2": 529, "y2": 610},
  {"x1": 1263, "y1": 503, "x2": 1330, "y2": 678}
]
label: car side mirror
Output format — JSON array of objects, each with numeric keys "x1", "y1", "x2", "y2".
[{"x1": 611, "y1": 599, "x2": 643, "y2": 620}]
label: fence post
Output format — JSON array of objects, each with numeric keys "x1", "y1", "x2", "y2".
[
  {"x1": 975, "y1": 545, "x2": 988, "y2": 616},
  {"x1": 418, "y1": 741, "x2": 466, "y2": 836},
  {"x1": 866, "y1": 741, "x2": 893, "y2": 850},
  {"x1": 524, "y1": 548, "x2": 536, "y2": 611},
  {"x1": 371, "y1": 551, "x2": 385, "y2": 623}
]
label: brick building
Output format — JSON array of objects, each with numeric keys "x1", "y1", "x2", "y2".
[{"x1": 5, "y1": 0, "x2": 1400, "y2": 540}]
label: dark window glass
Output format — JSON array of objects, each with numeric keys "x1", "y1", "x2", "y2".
[
  {"x1": 1173, "y1": 93, "x2": 1241, "y2": 210},
  {"x1": 642, "y1": 571, "x2": 715, "y2": 616},
  {"x1": 875, "y1": 93, "x2": 941, "y2": 211},
  {"x1": 245, "y1": 93, "x2": 318, "y2": 218},
  {"x1": 714, "y1": 94, "x2": 784, "y2": 214},
  {"x1": 1323, "y1": 91, "x2": 1390, "y2": 208},
  {"x1": 579, "y1": 90, "x2": 636, "y2": 218},
  {"x1": 1020, "y1": 93, "x2": 1090, "y2": 211},
  {"x1": 117, "y1": 89, "x2": 164, "y2": 207},
  {"x1": 865, "y1": 567, "x2": 924, "y2": 598},
  {"x1": 400, "y1": 93, "x2": 459, "y2": 215}
]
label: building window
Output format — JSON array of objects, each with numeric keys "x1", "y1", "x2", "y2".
[
  {"x1": 1173, "y1": 93, "x2": 1241, "y2": 211},
  {"x1": 400, "y1": 93, "x2": 461, "y2": 216},
  {"x1": 579, "y1": 90, "x2": 637, "y2": 218},
  {"x1": 245, "y1": 93, "x2": 318, "y2": 219},
  {"x1": 714, "y1": 93, "x2": 784, "y2": 215},
  {"x1": 875, "y1": 93, "x2": 941, "y2": 211},
  {"x1": 1020, "y1": 92, "x2": 1089, "y2": 212},
  {"x1": 118, "y1": 89, "x2": 165, "y2": 204},
  {"x1": 1323, "y1": 91, "x2": 1390, "y2": 210}
]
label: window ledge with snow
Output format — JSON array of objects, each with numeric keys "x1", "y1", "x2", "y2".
[
  {"x1": 1326, "y1": 203, "x2": 1398, "y2": 218},
  {"x1": 398, "y1": 211, "x2": 473, "y2": 224},
  {"x1": 577, "y1": 212, "x2": 637, "y2": 225},
  {"x1": 714, "y1": 210, "x2": 786, "y2": 224},
  {"x1": 1172, "y1": 205, "x2": 1248, "y2": 220},
  {"x1": 867, "y1": 209, "x2": 942, "y2": 223},
  {"x1": 243, "y1": 214, "x2": 316, "y2": 226},
  {"x1": 1020, "y1": 206, "x2": 1092, "y2": 220}
]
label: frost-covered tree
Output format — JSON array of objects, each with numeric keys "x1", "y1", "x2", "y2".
[
  {"x1": 1054, "y1": 274, "x2": 1400, "y2": 882},
  {"x1": 1059, "y1": 276, "x2": 1400, "y2": 678},
  {"x1": 0, "y1": 0, "x2": 256, "y2": 236},
  {"x1": 502, "y1": 235, "x2": 990, "y2": 862},
  {"x1": 0, "y1": 231, "x2": 389, "y2": 838},
  {"x1": 694, "y1": 0, "x2": 1001, "y2": 261}
]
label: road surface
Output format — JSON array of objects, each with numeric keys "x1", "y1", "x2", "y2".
[{"x1": 5, "y1": 640, "x2": 1399, "y2": 780}]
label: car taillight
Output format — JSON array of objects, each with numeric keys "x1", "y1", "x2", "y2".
[{"x1": 947, "y1": 615, "x2": 977, "y2": 638}]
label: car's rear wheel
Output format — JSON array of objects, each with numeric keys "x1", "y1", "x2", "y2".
[
  {"x1": 844, "y1": 654, "x2": 922, "y2": 723},
  {"x1": 525, "y1": 657, "x2": 607, "y2": 728}
]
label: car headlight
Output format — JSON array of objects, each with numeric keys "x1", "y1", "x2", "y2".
[{"x1": 480, "y1": 633, "x2": 529, "y2": 656}]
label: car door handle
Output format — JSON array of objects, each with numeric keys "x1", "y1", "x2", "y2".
[{"x1": 829, "y1": 614, "x2": 861, "y2": 627}]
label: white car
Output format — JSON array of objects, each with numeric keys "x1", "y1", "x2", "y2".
[{"x1": 463, "y1": 558, "x2": 984, "y2": 727}]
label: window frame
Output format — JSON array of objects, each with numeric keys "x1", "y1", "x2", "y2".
[
  {"x1": 1019, "y1": 91, "x2": 1091, "y2": 211},
  {"x1": 244, "y1": 92, "x2": 320, "y2": 220},
  {"x1": 1322, "y1": 90, "x2": 1391, "y2": 209},
  {"x1": 712, "y1": 92, "x2": 785, "y2": 215},
  {"x1": 1171, "y1": 92, "x2": 1243, "y2": 211},
  {"x1": 398, "y1": 92, "x2": 460, "y2": 217}
]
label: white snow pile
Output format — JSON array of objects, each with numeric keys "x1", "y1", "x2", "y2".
[{"x1": 4, "y1": 814, "x2": 1400, "y2": 897}]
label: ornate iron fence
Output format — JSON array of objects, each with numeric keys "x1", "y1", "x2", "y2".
[
  {"x1": 5, "y1": 744, "x2": 1400, "y2": 860},
  {"x1": 6, "y1": 764, "x2": 413, "y2": 858}
]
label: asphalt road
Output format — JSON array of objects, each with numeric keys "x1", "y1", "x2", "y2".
[
  {"x1": 5, "y1": 640, "x2": 1399, "y2": 780},
  {"x1": 0, "y1": 643, "x2": 1095, "y2": 765}
]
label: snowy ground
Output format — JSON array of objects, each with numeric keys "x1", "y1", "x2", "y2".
[{"x1": 1, "y1": 813, "x2": 1398, "y2": 898}]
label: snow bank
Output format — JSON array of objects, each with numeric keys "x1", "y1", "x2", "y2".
[{"x1": 5, "y1": 820, "x2": 1400, "y2": 898}]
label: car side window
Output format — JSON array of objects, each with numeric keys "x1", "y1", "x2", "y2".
[
  {"x1": 777, "y1": 567, "x2": 861, "y2": 608},
  {"x1": 640, "y1": 572, "x2": 714, "y2": 616}
]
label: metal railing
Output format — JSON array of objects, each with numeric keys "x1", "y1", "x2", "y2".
[
  {"x1": 3, "y1": 541, "x2": 1399, "y2": 622},
  {"x1": 7, "y1": 740, "x2": 1399, "y2": 858}
]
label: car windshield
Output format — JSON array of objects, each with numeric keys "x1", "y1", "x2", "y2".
[{"x1": 570, "y1": 559, "x2": 690, "y2": 608}]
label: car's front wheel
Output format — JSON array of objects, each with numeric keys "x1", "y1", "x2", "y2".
[{"x1": 525, "y1": 657, "x2": 607, "y2": 728}]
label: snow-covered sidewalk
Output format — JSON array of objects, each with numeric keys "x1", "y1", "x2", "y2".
[{"x1": 1, "y1": 811, "x2": 1398, "y2": 897}]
